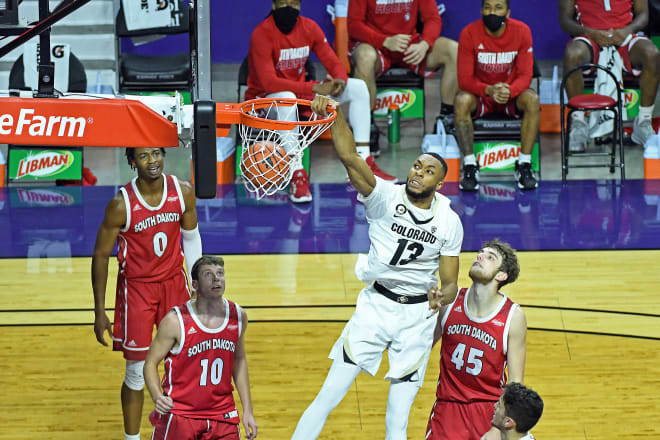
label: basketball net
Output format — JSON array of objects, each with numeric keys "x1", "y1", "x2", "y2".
[{"x1": 237, "y1": 98, "x2": 335, "y2": 199}]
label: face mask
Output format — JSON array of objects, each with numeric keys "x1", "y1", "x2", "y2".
[
  {"x1": 482, "y1": 14, "x2": 506, "y2": 32},
  {"x1": 273, "y1": 6, "x2": 299, "y2": 34}
]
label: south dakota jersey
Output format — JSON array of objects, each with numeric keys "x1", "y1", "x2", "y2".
[
  {"x1": 356, "y1": 178, "x2": 463, "y2": 296},
  {"x1": 436, "y1": 287, "x2": 518, "y2": 402},
  {"x1": 163, "y1": 299, "x2": 242, "y2": 423},
  {"x1": 575, "y1": 0, "x2": 633, "y2": 30},
  {"x1": 117, "y1": 175, "x2": 185, "y2": 282}
]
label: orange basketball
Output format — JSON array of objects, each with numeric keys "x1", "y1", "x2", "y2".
[{"x1": 240, "y1": 141, "x2": 290, "y2": 190}]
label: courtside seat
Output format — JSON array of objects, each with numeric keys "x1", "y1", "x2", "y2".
[
  {"x1": 471, "y1": 59, "x2": 542, "y2": 175},
  {"x1": 115, "y1": 0, "x2": 191, "y2": 92}
]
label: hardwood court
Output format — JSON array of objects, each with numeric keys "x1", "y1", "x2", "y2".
[{"x1": 1, "y1": 250, "x2": 659, "y2": 439}]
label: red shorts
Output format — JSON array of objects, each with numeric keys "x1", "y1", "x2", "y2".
[
  {"x1": 151, "y1": 412, "x2": 240, "y2": 440},
  {"x1": 112, "y1": 270, "x2": 190, "y2": 361},
  {"x1": 350, "y1": 33, "x2": 436, "y2": 78},
  {"x1": 572, "y1": 33, "x2": 649, "y2": 76},
  {"x1": 473, "y1": 95, "x2": 520, "y2": 119},
  {"x1": 425, "y1": 399, "x2": 496, "y2": 440}
]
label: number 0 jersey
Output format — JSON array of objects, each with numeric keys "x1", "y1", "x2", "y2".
[
  {"x1": 436, "y1": 287, "x2": 518, "y2": 403},
  {"x1": 356, "y1": 178, "x2": 463, "y2": 296},
  {"x1": 117, "y1": 175, "x2": 185, "y2": 282},
  {"x1": 163, "y1": 299, "x2": 242, "y2": 423}
]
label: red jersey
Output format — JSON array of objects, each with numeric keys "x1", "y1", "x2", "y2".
[
  {"x1": 457, "y1": 18, "x2": 533, "y2": 99},
  {"x1": 575, "y1": 0, "x2": 633, "y2": 30},
  {"x1": 117, "y1": 174, "x2": 185, "y2": 282},
  {"x1": 246, "y1": 15, "x2": 348, "y2": 100},
  {"x1": 348, "y1": 0, "x2": 442, "y2": 49},
  {"x1": 163, "y1": 299, "x2": 242, "y2": 423},
  {"x1": 436, "y1": 287, "x2": 518, "y2": 403}
]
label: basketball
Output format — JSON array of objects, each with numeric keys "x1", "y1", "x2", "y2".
[{"x1": 240, "y1": 141, "x2": 290, "y2": 190}]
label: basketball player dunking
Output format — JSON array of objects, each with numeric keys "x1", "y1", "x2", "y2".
[
  {"x1": 91, "y1": 147, "x2": 202, "y2": 440},
  {"x1": 291, "y1": 96, "x2": 463, "y2": 440}
]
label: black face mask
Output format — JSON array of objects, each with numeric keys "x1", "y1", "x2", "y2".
[
  {"x1": 273, "y1": 6, "x2": 300, "y2": 34},
  {"x1": 482, "y1": 14, "x2": 507, "y2": 32}
]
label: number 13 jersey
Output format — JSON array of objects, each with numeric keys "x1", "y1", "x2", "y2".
[
  {"x1": 117, "y1": 175, "x2": 185, "y2": 282},
  {"x1": 355, "y1": 178, "x2": 463, "y2": 296}
]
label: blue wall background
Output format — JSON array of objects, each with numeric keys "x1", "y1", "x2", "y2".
[{"x1": 124, "y1": 1, "x2": 567, "y2": 61}]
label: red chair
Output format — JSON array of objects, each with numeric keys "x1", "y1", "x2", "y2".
[{"x1": 560, "y1": 63, "x2": 625, "y2": 180}]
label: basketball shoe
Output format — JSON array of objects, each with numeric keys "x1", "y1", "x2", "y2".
[
  {"x1": 289, "y1": 169, "x2": 312, "y2": 203},
  {"x1": 366, "y1": 155, "x2": 396, "y2": 181}
]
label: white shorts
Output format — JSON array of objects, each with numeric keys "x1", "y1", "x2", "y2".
[{"x1": 329, "y1": 284, "x2": 436, "y2": 386}]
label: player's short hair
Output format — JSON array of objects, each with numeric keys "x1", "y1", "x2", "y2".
[
  {"x1": 424, "y1": 152, "x2": 448, "y2": 179},
  {"x1": 482, "y1": 238, "x2": 519, "y2": 288},
  {"x1": 125, "y1": 148, "x2": 166, "y2": 166},
  {"x1": 482, "y1": 0, "x2": 509, "y2": 9},
  {"x1": 502, "y1": 383, "x2": 544, "y2": 433},
  {"x1": 191, "y1": 255, "x2": 225, "y2": 281}
]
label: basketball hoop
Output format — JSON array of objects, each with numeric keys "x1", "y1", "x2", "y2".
[{"x1": 217, "y1": 98, "x2": 337, "y2": 199}]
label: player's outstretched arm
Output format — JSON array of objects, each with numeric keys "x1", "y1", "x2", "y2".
[
  {"x1": 233, "y1": 309, "x2": 258, "y2": 439},
  {"x1": 311, "y1": 95, "x2": 376, "y2": 197},
  {"x1": 144, "y1": 311, "x2": 179, "y2": 415},
  {"x1": 91, "y1": 193, "x2": 125, "y2": 346}
]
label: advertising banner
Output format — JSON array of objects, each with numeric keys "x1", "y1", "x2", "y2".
[
  {"x1": 8, "y1": 149, "x2": 82, "y2": 181},
  {"x1": 373, "y1": 89, "x2": 424, "y2": 118},
  {"x1": 473, "y1": 142, "x2": 540, "y2": 172}
]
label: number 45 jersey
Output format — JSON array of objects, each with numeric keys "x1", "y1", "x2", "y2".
[
  {"x1": 437, "y1": 287, "x2": 518, "y2": 402},
  {"x1": 117, "y1": 175, "x2": 185, "y2": 282},
  {"x1": 355, "y1": 178, "x2": 463, "y2": 296}
]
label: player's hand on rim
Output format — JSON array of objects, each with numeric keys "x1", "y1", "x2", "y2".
[
  {"x1": 311, "y1": 95, "x2": 338, "y2": 117},
  {"x1": 93, "y1": 312, "x2": 113, "y2": 346}
]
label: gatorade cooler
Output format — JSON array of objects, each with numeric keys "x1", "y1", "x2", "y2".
[
  {"x1": 421, "y1": 120, "x2": 460, "y2": 183},
  {"x1": 0, "y1": 149, "x2": 5, "y2": 187},
  {"x1": 644, "y1": 135, "x2": 660, "y2": 179}
]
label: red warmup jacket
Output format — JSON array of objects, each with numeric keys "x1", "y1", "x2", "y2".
[
  {"x1": 348, "y1": 0, "x2": 442, "y2": 49},
  {"x1": 246, "y1": 15, "x2": 347, "y2": 100},
  {"x1": 457, "y1": 17, "x2": 533, "y2": 99}
]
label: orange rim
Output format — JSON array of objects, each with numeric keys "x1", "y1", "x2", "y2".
[{"x1": 238, "y1": 98, "x2": 337, "y2": 130}]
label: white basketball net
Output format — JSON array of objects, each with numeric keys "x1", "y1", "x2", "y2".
[{"x1": 238, "y1": 99, "x2": 334, "y2": 199}]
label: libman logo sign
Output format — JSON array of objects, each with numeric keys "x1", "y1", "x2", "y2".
[
  {"x1": 9, "y1": 149, "x2": 82, "y2": 180},
  {"x1": 474, "y1": 142, "x2": 539, "y2": 172},
  {"x1": 373, "y1": 89, "x2": 424, "y2": 118}
]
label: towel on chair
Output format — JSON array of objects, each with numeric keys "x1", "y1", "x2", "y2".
[{"x1": 588, "y1": 44, "x2": 628, "y2": 139}]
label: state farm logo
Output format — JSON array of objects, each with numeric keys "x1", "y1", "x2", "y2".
[
  {"x1": 477, "y1": 144, "x2": 520, "y2": 169},
  {"x1": 16, "y1": 188, "x2": 74, "y2": 206},
  {"x1": 0, "y1": 108, "x2": 87, "y2": 138},
  {"x1": 15, "y1": 151, "x2": 75, "y2": 179},
  {"x1": 373, "y1": 89, "x2": 416, "y2": 115}
]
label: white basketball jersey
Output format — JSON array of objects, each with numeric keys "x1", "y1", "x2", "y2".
[{"x1": 355, "y1": 178, "x2": 463, "y2": 296}]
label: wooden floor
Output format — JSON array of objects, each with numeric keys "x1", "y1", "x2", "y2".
[{"x1": 1, "y1": 250, "x2": 659, "y2": 439}]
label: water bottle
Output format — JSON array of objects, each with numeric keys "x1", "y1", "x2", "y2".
[{"x1": 388, "y1": 104, "x2": 400, "y2": 144}]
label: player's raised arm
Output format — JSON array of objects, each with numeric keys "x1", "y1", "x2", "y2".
[
  {"x1": 311, "y1": 95, "x2": 376, "y2": 197},
  {"x1": 91, "y1": 193, "x2": 126, "y2": 346}
]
